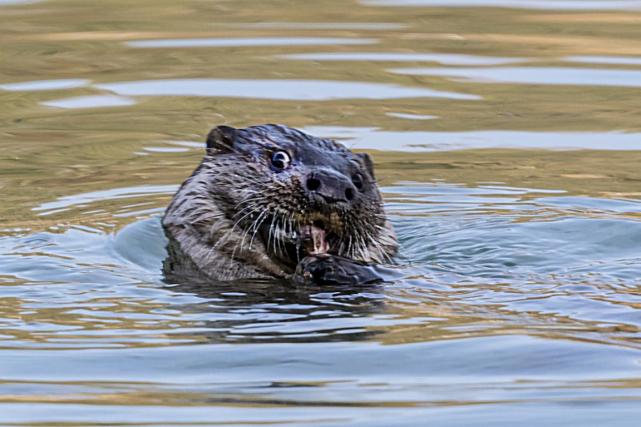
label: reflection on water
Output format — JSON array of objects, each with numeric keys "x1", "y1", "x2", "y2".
[
  {"x1": 97, "y1": 78, "x2": 481, "y2": 100},
  {"x1": 33, "y1": 185, "x2": 178, "y2": 213},
  {"x1": 0, "y1": 0, "x2": 38, "y2": 4},
  {"x1": 390, "y1": 66, "x2": 641, "y2": 88},
  {"x1": 565, "y1": 55, "x2": 641, "y2": 65},
  {"x1": 234, "y1": 22, "x2": 407, "y2": 30},
  {"x1": 362, "y1": 0, "x2": 641, "y2": 10},
  {"x1": 283, "y1": 52, "x2": 527, "y2": 65},
  {"x1": 1, "y1": 0, "x2": 641, "y2": 425},
  {"x1": 385, "y1": 112, "x2": 438, "y2": 120},
  {"x1": 304, "y1": 126, "x2": 641, "y2": 151},
  {"x1": 42, "y1": 94, "x2": 136, "y2": 109},
  {"x1": 0, "y1": 79, "x2": 90, "y2": 91},
  {"x1": 128, "y1": 37, "x2": 378, "y2": 48}
]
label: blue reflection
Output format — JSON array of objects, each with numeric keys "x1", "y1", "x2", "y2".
[
  {"x1": 390, "y1": 66, "x2": 641, "y2": 88},
  {"x1": 96, "y1": 78, "x2": 481, "y2": 100}
]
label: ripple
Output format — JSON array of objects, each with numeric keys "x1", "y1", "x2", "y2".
[
  {"x1": 231, "y1": 22, "x2": 406, "y2": 30},
  {"x1": 165, "y1": 140, "x2": 205, "y2": 149},
  {"x1": 537, "y1": 196, "x2": 641, "y2": 213},
  {"x1": 127, "y1": 37, "x2": 377, "y2": 48},
  {"x1": 386, "y1": 112, "x2": 438, "y2": 120},
  {"x1": 303, "y1": 126, "x2": 641, "y2": 151},
  {"x1": 33, "y1": 185, "x2": 178, "y2": 213},
  {"x1": 142, "y1": 146, "x2": 190, "y2": 153},
  {"x1": 1, "y1": 335, "x2": 639, "y2": 382},
  {"x1": 41, "y1": 95, "x2": 136, "y2": 109},
  {"x1": 0, "y1": 0, "x2": 41, "y2": 4},
  {"x1": 565, "y1": 55, "x2": 641, "y2": 66},
  {"x1": 389, "y1": 66, "x2": 641, "y2": 88},
  {"x1": 389, "y1": 183, "x2": 641, "y2": 282},
  {"x1": 3, "y1": 0, "x2": 641, "y2": 422},
  {"x1": 96, "y1": 79, "x2": 480, "y2": 101},
  {"x1": 0, "y1": 79, "x2": 89, "y2": 92},
  {"x1": 283, "y1": 52, "x2": 527, "y2": 65},
  {"x1": 361, "y1": 0, "x2": 641, "y2": 11}
]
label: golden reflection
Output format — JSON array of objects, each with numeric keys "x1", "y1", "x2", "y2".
[{"x1": 0, "y1": 2, "x2": 640, "y2": 415}]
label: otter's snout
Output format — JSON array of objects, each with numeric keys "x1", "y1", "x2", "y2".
[{"x1": 305, "y1": 169, "x2": 356, "y2": 204}]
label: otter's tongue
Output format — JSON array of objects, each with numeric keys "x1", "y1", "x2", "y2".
[{"x1": 299, "y1": 224, "x2": 329, "y2": 255}]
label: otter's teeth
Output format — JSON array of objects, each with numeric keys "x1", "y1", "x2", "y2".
[{"x1": 299, "y1": 224, "x2": 329, "y2": 255}]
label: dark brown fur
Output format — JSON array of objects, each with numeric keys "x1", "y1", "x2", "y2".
[{"x1": 162, "y1": 124, "x2": 397, "y2": 282}]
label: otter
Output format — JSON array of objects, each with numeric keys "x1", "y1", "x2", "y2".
[{"x1": 162, "y1": 124, "x2": 398, "y2": 284}]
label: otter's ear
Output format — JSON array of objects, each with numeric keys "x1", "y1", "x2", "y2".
[
  {"x1": 358, "y1": 152, "x2": 376, "y2": 179},
  {"x1": 206, "y1": 125, "x2": 237, "y2": 154}
]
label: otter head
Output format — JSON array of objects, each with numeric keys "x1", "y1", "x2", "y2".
[{"x1": 204, "y1": 124, "x2": 397, "y2": 271}]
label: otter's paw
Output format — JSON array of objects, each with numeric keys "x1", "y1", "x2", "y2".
[{"x1": 293, "y1": 254, "x2": 383, "y2": 286}]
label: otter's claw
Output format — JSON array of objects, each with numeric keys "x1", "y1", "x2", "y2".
[{"x1": 293, "y1": 254, "x2": 383, "y2": 286}]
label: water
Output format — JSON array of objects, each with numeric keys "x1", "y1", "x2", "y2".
[{"x1": 1, "y1": 0, "x2": 640, "y2": 425}]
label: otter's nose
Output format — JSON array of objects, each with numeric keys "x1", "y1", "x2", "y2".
[{"x1": 305, "y1": 169, "x2": 356, "y2": 204}]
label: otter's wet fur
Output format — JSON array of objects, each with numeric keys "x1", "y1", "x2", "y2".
[{"x1": 162, "y1": 124, "x2": 398, "y2": 282}]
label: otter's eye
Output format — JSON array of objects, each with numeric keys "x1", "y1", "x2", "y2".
[
  {"x1": 270, "y1": 151, "x2": 291, "y2": 171},
  {"x1": 352, "y1": 173, "x2": 364, "y2": 190}
]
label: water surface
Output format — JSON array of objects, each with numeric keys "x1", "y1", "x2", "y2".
[{"x1": 1, "y1": 0, "x2": 640, "y2": 425}]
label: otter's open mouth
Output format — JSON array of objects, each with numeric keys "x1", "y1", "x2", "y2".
[
  {"x1": 299, "y1": 222, "x2": 329, "y2": 255},
  {"x1": 259, "y1": 214, "x2": 342, "y2": 266},
  {"x1": 296, "y1": 214, "x2": 342, "y2": 258}
]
